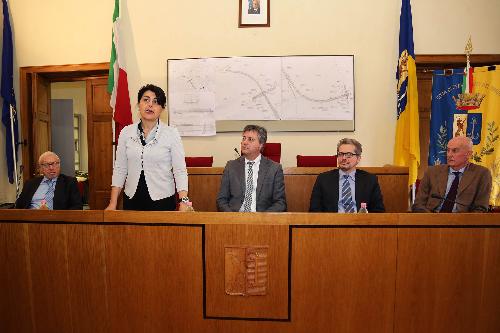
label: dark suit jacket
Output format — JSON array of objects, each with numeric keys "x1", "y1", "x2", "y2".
[
  {"x1": 309, "y1": 169, "x2": 385, "y2": 212},
  {"x1": 216, "y1": 156, "x2": 287, "y2": 212},
  {"x1": 15, "y1": 174, "x2": 83, "y2": 210},
  {"x1": 412, "y1": 163, "x2": 492, "y2": 212}
]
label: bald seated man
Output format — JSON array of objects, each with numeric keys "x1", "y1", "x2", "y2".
[
  {"x1": 412, "y1": 136, "x2": 492, "y2": 213},
  {"x1": 15, "y1": 151, "x2": 83, "y2": 210}
]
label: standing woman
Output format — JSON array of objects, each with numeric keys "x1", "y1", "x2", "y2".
[{"x1": 106, "y1": 84, "x2": 191, "y2": 211}]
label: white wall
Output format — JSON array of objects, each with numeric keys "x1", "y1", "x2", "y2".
[{"x1": 1, "y1": 0, "x2": 499, "y2": 202}]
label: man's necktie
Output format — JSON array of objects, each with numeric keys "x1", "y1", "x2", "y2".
[
  {"x1": 341, "y1": 175, "x2": 355, "y2": 213},
  {"x1": 243, "y1": 161, "x2": 255, "y2": 212},
  {"x1": 440, "y1": 172, "x2": 461, "y2": 213},
  {"x1": 45, "y1": 179, "x2": 55, "y2": 210}
]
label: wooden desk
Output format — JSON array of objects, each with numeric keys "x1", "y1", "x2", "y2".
[
  {"x1": 188, "y1": 166, "x2": 409, "y2": 212},
  {"x1": 1, "y1": 210, "x2": 499, "y2": 332}
]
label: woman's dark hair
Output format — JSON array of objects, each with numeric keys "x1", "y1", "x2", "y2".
[{"x1": 137, "y1": 84, "x2": 167, "y2": 108}]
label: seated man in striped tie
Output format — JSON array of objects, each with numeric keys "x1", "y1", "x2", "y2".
[
  {"x1": 216, "y1": 125, "x2": 287, "y2": 212},
  {"x1": 412, "y1": 136, "x2": 491, "y2": 212},
  {"x1": 15, "y1": 151, "x2": 83, "y2": 210},
  {"x1": 309, "y1": 138, "x2": 385, "y2": 213}
]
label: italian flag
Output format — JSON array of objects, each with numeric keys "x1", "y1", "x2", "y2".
[{"x1": 108, "y1": 0, "x2": 132, "y2": 143}]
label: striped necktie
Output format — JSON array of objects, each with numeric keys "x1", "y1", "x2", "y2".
[
  {"x1": 45, "y1": 179, "x2": 56, "y2": 210},
  {"x1": 341, "y1": 175, "x2": 355, "y2": 213},
  {"x1": 242, "y1": 161, "x2": 255, "y2": 212}
]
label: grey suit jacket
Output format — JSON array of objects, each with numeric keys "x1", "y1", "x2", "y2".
[
  {"x1": 412, "y1": 163, "x2": 492, "y2": 212},
  {"x1": 216, "y1": 156, "x2": 287, "y2": 212}
]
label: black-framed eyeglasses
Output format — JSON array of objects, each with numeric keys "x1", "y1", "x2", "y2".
[{"x1": 337, "y1": 152, "x2": 358, "y2": 158}]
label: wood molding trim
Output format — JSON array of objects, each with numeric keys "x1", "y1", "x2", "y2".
[
  {"x1": 20, "y1": 62, "x2": 109, "y2": 74},
  {"x1": 416, "y1": 54, "x2": 500, "y2": 68}
]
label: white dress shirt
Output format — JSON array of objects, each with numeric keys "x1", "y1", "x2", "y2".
[{"x1": 111, "y1": 121, "x2": 188, "y2": 200}]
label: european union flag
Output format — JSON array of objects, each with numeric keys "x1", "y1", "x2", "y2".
[{"x1": 1, "y1": 0, "x2": 18, "y2": 184}]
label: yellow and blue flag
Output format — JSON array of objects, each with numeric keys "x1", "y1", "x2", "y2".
[
  {"x1": 394, "y1": 0, "x2": 420, "y2": 186},
  {"x1": 471, "y1": 66, "x2": 500, "y2": 206}
]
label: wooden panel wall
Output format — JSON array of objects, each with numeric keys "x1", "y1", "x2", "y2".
[
  {"x1": 1, "y1": 211, "x2": 499, "y2": 333},
  {"x1": 104, "y1": 225, "x2": 203, "y2": 332},
  {"x1": 188, "y1": 166, "x2": 409, "y2": 213},
  {"x1": 205, "y1": 224, "x2": 289, "y2": 319},
  {"x1": 291, "y1": 227, "x2": 398, "y2": 332},
  {"x1": 395, "y1": 227, "x2": 500, "y2": 332},
  {"x1": 0, "y1": 223, "x2": 32, "y2": 332}
]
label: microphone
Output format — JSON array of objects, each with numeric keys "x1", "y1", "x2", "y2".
[
  {"x1": 234, "y1": 148, "x2": 240, "y2": 157},
  {"x1": 431, "y1": 193, "x2": 470, "y2": 212}
]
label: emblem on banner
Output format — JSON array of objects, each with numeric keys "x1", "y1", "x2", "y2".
[
  {"x1": 396, "y1": 49, "x2": 409, "y2": 117},
  {"x1": 453, "y1": 37, "x2": 485, "y2": 111}
]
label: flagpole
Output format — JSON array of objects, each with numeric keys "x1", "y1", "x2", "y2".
[
  {"x1": 112, "y1": 120, "x2": 116, "y2": 161},
  {"x1": 9, "y1": 104, "x2": 19, "y2": 196}
]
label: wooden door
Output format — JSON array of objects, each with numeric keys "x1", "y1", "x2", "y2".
[
  {"x1": 86, "y1": 77, "x2": 113, "y2": 209},
  {"x1": 31, "y1": 73, "x2": 51, "y2": 177},
  {"x1": 20, "y1": 63, "x2": 110, "y2": 187}
]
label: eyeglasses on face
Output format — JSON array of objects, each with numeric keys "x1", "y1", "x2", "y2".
[
  {"x1": 40, "y1": 161, "x2": 60, "y2": 168},
  {"x1": 337, "y1": 152, "x2": 358, "y2": 158},
  {"x1": 242, "y1": 136, "x2": 257, "y2": 143}
]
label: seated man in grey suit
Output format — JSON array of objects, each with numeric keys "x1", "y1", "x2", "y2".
[
  {"x1": 309, "y1": 138, "x2": 385, "y2": 213},
  {"x1": 217, "y1": 125, "x2": 286, "y2": 212},
  {"x1": 412, "y1": 136, "x2": 492, "y2": 212},
  {"x1": 16, "y1": 151, "x2": 83, "y2": 210}
]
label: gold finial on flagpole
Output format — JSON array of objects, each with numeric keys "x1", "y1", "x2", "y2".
[{"x1": 465, "y1": 36, "x2": 473, "y2": 67}]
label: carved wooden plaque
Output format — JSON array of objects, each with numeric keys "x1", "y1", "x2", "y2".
[{"x1": 225, "y1": 246, "x2": 268, "y2": 296}]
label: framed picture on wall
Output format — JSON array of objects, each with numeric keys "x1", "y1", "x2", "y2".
[{"x1": 239, "y1": 0, "x2": 270, "y2": 27}]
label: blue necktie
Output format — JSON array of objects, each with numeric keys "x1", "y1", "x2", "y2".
[
  {"x1": 45, "y1": 179, "x2": 55, "y2": 210},
  {"x1": 341, "y1": 175, "x2": 355, "y2": 213},
  {"x1": 243, "y1": 161, "x2": 255, "y2": 212}
]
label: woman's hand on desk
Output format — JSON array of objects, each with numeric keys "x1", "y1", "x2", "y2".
[
  {"x1": 178, "y1": 202, "x2": 194, "y2": 212},
  {"x1": 105, "y1": 203, "x2": 117, "y2": 210}
]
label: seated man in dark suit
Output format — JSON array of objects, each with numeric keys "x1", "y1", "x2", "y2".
[
  {"x1": 216, "y1": 125, "x2": 286, "y2": 212},
  {"x1": 412, "y1": 136, "x2": 491, "y2": 212},
  {"x1": 309, "y1": 138, "x2": 385, "y2": 213},
  {"x1": 15, "y1": 151, "x2": 83, "y2": 210}
]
